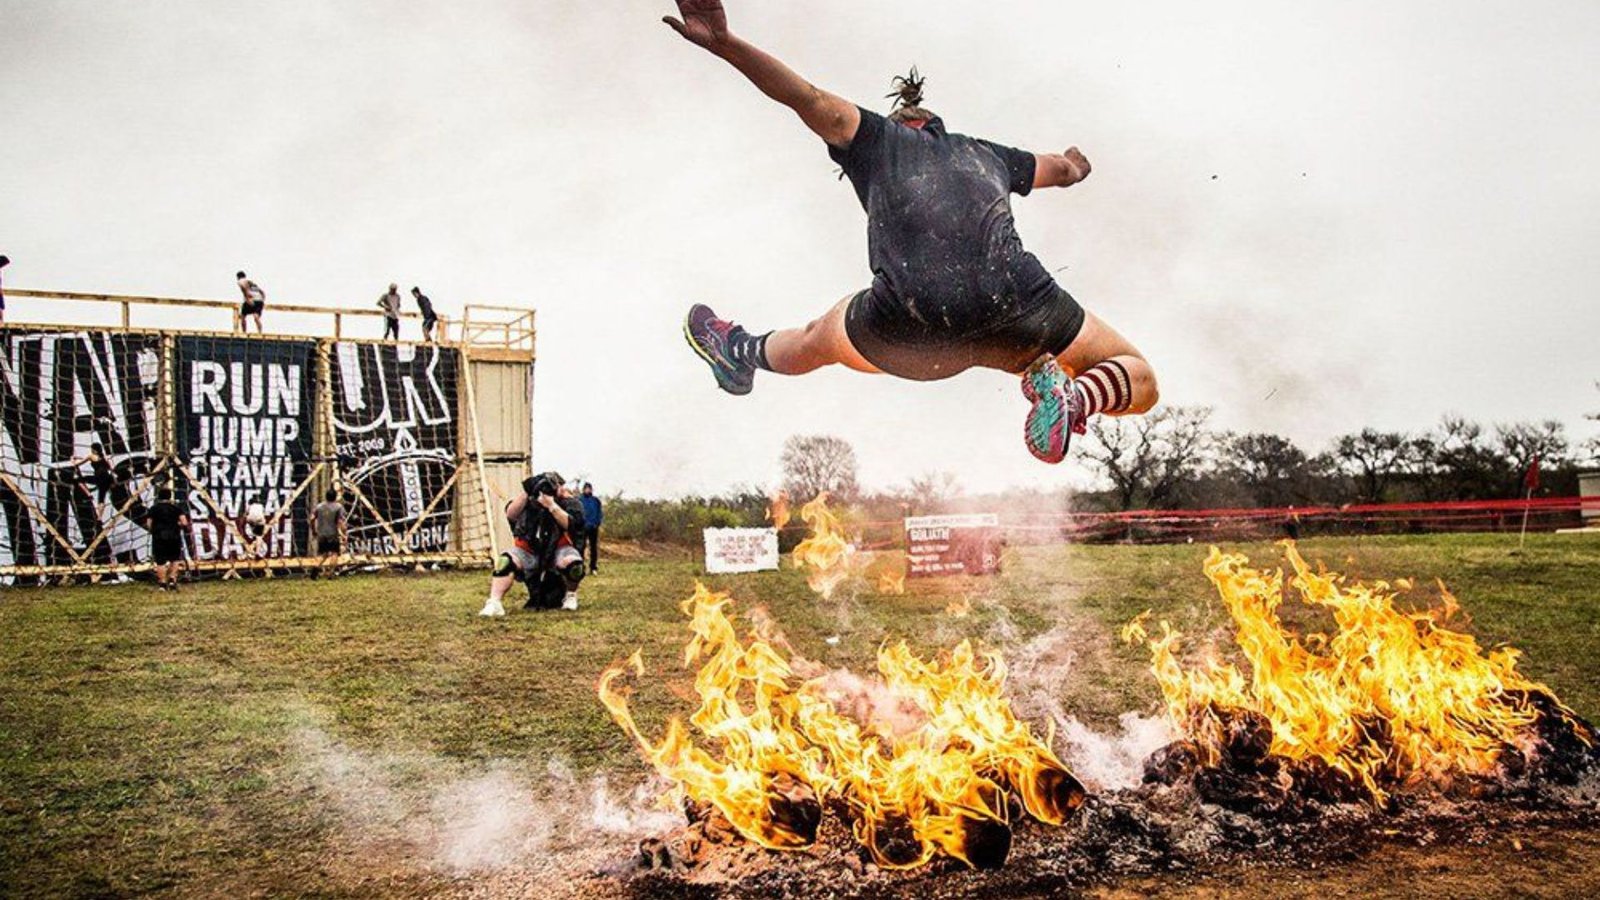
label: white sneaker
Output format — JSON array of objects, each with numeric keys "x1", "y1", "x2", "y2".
[
  {"x1": 114, "y1": 574, "x2": 132, "y2": 584},
  {"x1": 479, "y1": 597, "x2": 506, "y2": 617},
  {"x1": 561, "y1": 593, "x2": 578, "y2": 611}
]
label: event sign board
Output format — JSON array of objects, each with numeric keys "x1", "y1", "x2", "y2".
[
  {"x1": 704, "y1": 527, "x2": 780, "y2": 574},
  {"x1": 0, "y1": 330, "x2": 162, "y2": 571},
  {"x1": 174, "y1": 336, "x2": 316, "y2": 559},
  {"x1": 905, "y1": 513, "x2": 1002, "y2": 578},
  {"x1": 329, "y1": 342, "x2": 461, "y2": 555}
]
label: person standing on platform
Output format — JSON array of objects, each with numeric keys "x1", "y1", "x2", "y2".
[
  {"x1": 579, "y1": 482, "x2": 603, "y2": 574},
  {"x1": 412, "y1": 286, "x2": 439, "y2": 343},
  {"x1": 236, "y1": 271, "x2": 266, "y2": 334},
  {"x1": 378, "y1": 283, "x2": 402, "y2": 340}
]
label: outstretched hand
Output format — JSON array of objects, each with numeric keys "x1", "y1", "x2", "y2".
[
  {"x1": 663, "y1": 0, "x2": 730, "y2": 50},
  {"x1": 1062, "y1": 146, "x2": 1092, "y2": 185}
]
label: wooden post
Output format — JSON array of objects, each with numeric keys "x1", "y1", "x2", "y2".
[
  {"x1": 1518, "y1": 487, "x2": 1534, "y2": 550},
  {"x1": 462, "y1": 346, "x2": 501, "y2": 561}
]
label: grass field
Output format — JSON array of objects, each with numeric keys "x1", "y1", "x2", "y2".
[{"x1": 2, "y1": 533, "x2": 1598, "y2": 898}]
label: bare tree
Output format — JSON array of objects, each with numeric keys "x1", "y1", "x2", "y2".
[
  {"x1": 904, "y1": 471, "x2": 962, "y2": 514},
  {"x1": 1422, "y1": 415, "x2": 1503, "y2": 500},
  {"x1": 1219, "y1": 432, "x2": 1315, "y2": 507},
  {"x1": 1495, "y1": 420, "x2": 1568, "y2": 495},
  {"x1": 781, "y1": 435, "x2": 860, "y2": 502},
  {"x1": 1082, "y1": 406, "x2": 1215, "y2": 510},
  {"x1": 1328, "y1": 428, "x2": 1427, "y2": 504}
]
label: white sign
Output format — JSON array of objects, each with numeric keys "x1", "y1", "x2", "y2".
[
  {"x1": 704, "y1": 527, "x2": 780, "y2": 574},
  {"x1": 903, "y1": 514, "x2": 1000, "y2": 531},
  {"x1": 903, "y1": 513, "x2": 1002, "y2": 578}
]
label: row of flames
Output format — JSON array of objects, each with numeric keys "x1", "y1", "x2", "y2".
[
  {"x1": 598, "y1": 497, "x2": 1590, "y2": 869},
  {"x1": 1122, "y1": 543, "x2": 1584, "y2": 804},
  {"x1": 598, "y1": 583, "x2": 1084, "y2": 868}
]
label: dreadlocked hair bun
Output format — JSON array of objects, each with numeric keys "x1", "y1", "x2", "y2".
[{"x1": 887, "y1": 67, "x2": 933, "y2": 124}]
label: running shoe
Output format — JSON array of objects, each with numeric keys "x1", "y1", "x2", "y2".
[
  {"x1": 683, "y1": 304, "x2": 755, "y2": 395},
  {"x1": 1022, "y1": 355, "x2": 1086, "y2": 464},
  {"x1": 479, "y1": 596, "x2": 506, "y2": 618}
]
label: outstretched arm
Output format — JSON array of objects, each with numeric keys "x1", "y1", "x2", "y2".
[
  {"x1": 1033, "y1": 147, "x2": 1092, "y2": 190},
  {"x1": 664, "y1": 0, "x2": 861, "y2": 148}
]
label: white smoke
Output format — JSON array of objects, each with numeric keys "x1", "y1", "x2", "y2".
[
  {"x1": 289, "y1": 719, "x2": 677, "y2": 875},
  {"x1": 1059, "y1": 713, "x2": 1176, "y2": 790}
]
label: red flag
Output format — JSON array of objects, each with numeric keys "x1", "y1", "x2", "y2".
[{"x1": 1524, "y1": 455, "x2": 1541, "y2": 493}]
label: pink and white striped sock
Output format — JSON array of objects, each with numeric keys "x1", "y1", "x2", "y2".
[{"x1": 1073, "y1": 360, "x2": 1134, "y2": 417}]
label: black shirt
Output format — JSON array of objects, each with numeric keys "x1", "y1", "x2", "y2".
[
  {"x1": 828, "y1": 109, "x2": 1057, "y2": 340},
  {"x1": 415, "y1": 293, "x2": 437, "y2": 322},
  {"x1": 145, "y1": 501, "x2": 186, "y2": 542}
]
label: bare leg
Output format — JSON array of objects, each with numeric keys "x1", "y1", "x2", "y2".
[
  {"x1": 1054, "y1": 312, "x2": 1159, "y2": 415},
  {"x1": 489, "y1": 572, "x2": 517, "y2": 602},
  {"x1": 763, "y1": 294, "x2": 881, "y2": 375}
]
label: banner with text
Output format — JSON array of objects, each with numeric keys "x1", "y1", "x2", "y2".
[
  {"x1": 330, "y1": 342, "x2": 460, "y2": 556},
  {"x1": 704, "y1": 527, "x2": 780, "y2": 574},
  {"x1": 904, "y1": 513, "x2": 1002, "y2": 578},
  {"x1": 1, "y1": 330, "x2": 163, "y2": 577},
  {"x1": 174, "y1": 336, "x2": 316, "y2": 560}
]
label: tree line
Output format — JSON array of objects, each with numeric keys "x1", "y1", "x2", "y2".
[
  {"x1": 601, "y1": 394, "x2": 1598, "y2": 544},
  {"x1": 1079, "y1": 406, "x2": 1593, "y2": 511}
]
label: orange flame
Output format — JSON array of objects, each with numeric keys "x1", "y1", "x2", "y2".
[
  {"x1": 791, "y1": 494, "x2": 854, "y2": 599},
  {"x1": 878, "y1": 567, "x2": 906, "y2": 595},
  {"x1": 767, "y1": 490, "x2": 792, "y2": 531},
  {"x1": 599, "y1": 584, "x2": 1085, "y2": 868},
  {"x1": 1126, "y1": 543, "x2": 1581, "y2": 803}
]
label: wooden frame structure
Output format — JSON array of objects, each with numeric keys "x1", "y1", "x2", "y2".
[{"x1": 1, "y1": 289, "x2": 536, "y2": 583}]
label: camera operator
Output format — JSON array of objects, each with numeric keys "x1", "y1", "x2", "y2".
[{"x1": 479, "y1": 470, "x2": 587, "y2": 617}]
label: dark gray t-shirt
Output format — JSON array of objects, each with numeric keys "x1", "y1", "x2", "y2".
[
  {"x1": 828, "y1": 109, "x2": 1056, "y2": 341},
  {"x1": 313, "y1": 501, "x2": 346, "y2": 539}
]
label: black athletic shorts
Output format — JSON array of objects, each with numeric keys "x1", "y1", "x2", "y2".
[
  {"x1": 844, "y1": 285, "x2": 1086, "y2": 381},
  {"x1": 317, "y1": 537, "x2": 341, "y2": 555},
  {"x1": 152, "y1": 537, "x2": 184, "y2": 565},
  {"x1": 241, "y1": 300, "x2": 264, "y2": 317}
]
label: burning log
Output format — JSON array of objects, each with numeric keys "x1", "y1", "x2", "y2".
[
  {"x1": 1506, "y1": 688, "x2": 1600, "y2": 786},
  {"x1": 956, "y1": 815, "x2": 1013, "y2": 870},
  {"x1": 764, "y1": 772, "x2": 823, "y2": 846},
  {"x1": 600, "y1": 583, "x2": 1088, "y2": 870},
  {"x1": 1217, "y1": 708, "x2": 1273, "y2": 769},
  {"x1": 1125, "y1": 545, "x2": 1598, "y2": 809},
  {"x1": 1030, "y1": 763, "x2": 1088, "y2": 822},
  {"x1": 1143, "y1": 740, "x2": 1201, "y2": 785}
]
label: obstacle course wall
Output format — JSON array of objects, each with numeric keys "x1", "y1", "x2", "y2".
[{"x1": 1, "y1": 326, "x2": 521, "y2": 582}]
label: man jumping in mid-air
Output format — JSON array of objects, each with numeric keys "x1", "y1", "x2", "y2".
[{"x1": 670, "y1": 0, "x2": 1158, "y2": 463}]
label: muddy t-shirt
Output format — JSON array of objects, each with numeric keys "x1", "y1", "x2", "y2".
[{"x1": 828, "y1": 108, "x2": 1056, "y2": 341}]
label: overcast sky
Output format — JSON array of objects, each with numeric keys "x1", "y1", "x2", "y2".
[{"x1": 3, "y1": 0, "x2": 1597, "y2": 497}]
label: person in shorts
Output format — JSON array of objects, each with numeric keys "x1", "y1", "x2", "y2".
[
  {"x1": 378, "y1": 283, "x2": 402, "y2": 341},
  {"x1": 142, "y1": 489, "x2": 190, "y2": 592},
  {"x1": 479, "y1": 471, "x2": 587, "y2": 617},
  {"x1": 310, "y1": 489, "x2": 347, "y2": 578},
  {"x1": 412, "y1": 286, "x2": 439, "y2": 343},
  {"x1": 236, "y1": 271, "x2": 266, "y2": 334},
  {"x1": 670, "y1": 0, "x2": 1159, "y2": 464}
]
